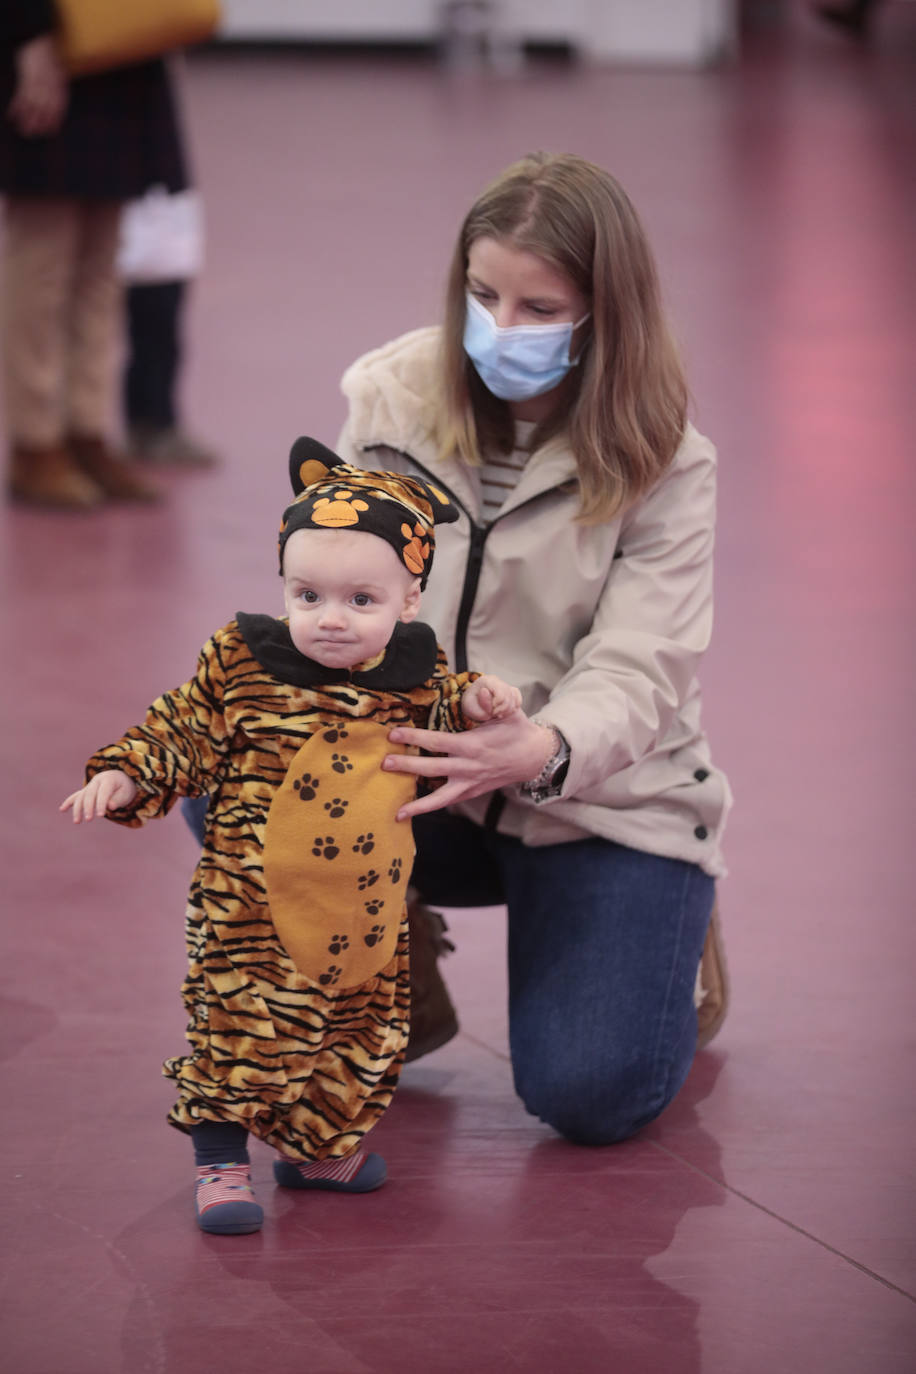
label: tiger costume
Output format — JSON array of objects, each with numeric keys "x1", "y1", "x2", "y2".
[
  {"x1": 83, "y1": 437, "x2": 475, "y2": 1165},
  {"x1": 87, "y1": 614, "x2": 472, "y2": 1161}
]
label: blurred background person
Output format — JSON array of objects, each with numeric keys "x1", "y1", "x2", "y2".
[
  {"x1": 119, "y1": 171, "x2": 219, "y2": 469},
  {"x1": 0, "y1": 1, "x2": 189, "y2": 507},
  {"x1": 814, "y1": 1, "x2": 883, "y2": 38}
]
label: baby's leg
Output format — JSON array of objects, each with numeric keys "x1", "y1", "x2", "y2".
[{"x1": 191, "y1": 1121, "x2": 263, "y2": 1235}]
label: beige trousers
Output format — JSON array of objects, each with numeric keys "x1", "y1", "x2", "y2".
[{"x1": 1, "y1": 197, "x2": 123, "y2": 448}]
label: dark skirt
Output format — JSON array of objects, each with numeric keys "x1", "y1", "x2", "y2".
[{"x1": 0, "y1": 57, "x2": 189, "y2": 200}]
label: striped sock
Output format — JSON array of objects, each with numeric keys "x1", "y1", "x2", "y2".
[
  {"x1": 195, "y1": 1162, "x2": 263, "y2": 1234},
  {"x1": 273, "y1": 1146, "x2": 387, "y2": 1193}
]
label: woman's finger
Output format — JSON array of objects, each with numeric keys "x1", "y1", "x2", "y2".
[
  {"x1": 396, "y1": 779, "x2": 467, "y2": 822},
  {"x1": 383, "y1": 748, "x2": 473, "y2": 778},
  {"x1": 387, "y1": 725, "x2": 472, "y2": 755}
]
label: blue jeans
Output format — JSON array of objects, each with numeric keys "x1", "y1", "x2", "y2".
[
  {"x1": 411, "y1": 809, "x2": 715, "y2": 1146},
  {"x1": 179, "y1": 797, "x2": 714, "y2": 1146}
]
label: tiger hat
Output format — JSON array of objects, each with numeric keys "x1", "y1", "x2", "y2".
[{"x1": 278, "y1": 436, "x2": 458, "y2": 588}]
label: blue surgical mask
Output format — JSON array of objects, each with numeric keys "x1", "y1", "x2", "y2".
[{"x1": 462, "y1": 291, "x2": 590, "y2": 402}]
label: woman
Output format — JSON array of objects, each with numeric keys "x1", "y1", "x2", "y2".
[{"x1": 334, "y1": 151, "x2": 732, "y2": 1146}]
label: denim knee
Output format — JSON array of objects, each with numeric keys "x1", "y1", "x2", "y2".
[{"x1": 514, "y1": 1044, "x2": 694, "y2": 1147}]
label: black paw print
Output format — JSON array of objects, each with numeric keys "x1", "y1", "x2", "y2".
[
  {"x1": 352, "y1": 832, "x2": 375, "y2": 854},
  {"x1": 319, "y1": 964, "x2": 341, "y2": 987},
  {"x1": 363, "y1": 924, "x2": 386, "y2": 948},
  {"x1": 364, "y1": 898, "x2": 385, "y2": 917},
  {"x1": 324, "y1": 797, "x2": 349, "y2": 819},
  {"x1": 293, "y1": 772, "x2": 318, "y2": 800},
  {"x1": 328, "y1": 933, "x2": 350, "y2": 955},
  {"x1": 323, "y1": 727, "x2": 349, "y2": 745},
  {"x1": 331, "y1": 753, "x2": 353, "y2": 774},
  {"x1": 357, "y1": 869, "x2": 380, "y2": 890},
  {"x1": 312, "y1": 836, "x2": 339, "y2": 860},
  {"x1": 388, "y1": 857, "x2": 403, "y2": 884}
]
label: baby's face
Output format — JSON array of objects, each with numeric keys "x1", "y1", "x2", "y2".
[{"x1": 282, "y1": 528, "x2": 421, "y2": 669}]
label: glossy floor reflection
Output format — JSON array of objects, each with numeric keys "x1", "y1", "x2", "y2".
[{"x1": 2, "y1": 10, "x2": 915, "y2": 1373}]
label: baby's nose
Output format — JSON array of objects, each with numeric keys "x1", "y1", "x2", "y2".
[{"x1": 318, "y1": 603, "x2": 346, "y2": 627}]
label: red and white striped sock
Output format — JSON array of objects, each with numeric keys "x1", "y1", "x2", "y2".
[
  {"x1": 195, "y1": 1162, "x2": 257, "y2": 1217},
  {"x1": 279, "y1": 1148, "x2": 369, "y2": 1185}
]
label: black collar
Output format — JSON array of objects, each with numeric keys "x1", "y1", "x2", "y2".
[{"x1": 235, "y1": 613, "x2": 438, "y2": 689}]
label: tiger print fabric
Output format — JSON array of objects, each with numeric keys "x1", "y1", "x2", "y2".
[{"x1": 86, "y1": 616, "x2": 472, "y2": 1162}]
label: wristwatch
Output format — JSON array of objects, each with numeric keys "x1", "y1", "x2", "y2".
[{"x1": 521, "y1": 720, "x2": 571, "y2": 803}]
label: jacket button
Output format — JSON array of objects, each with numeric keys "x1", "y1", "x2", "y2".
[
  {"x1": 694, "y1": 768, "x2": 709, "y2": 782},
  {"x1": 694, "y1": 825, "x2": 709, "y2": 840}
]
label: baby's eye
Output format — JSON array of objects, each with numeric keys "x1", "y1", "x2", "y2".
[
  {"x1": 299, "y1": 589, "x2": 319, "y2": 604},
  {"x1": 351, "y1": 592, "x2": 374, "y2": 608}
]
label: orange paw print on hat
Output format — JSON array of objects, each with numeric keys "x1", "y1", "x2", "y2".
[
  {"x1": 401, "y1": 522, "x2": 430, "y2": 575},
  {"x1": 311, "y1": 491, "x2": 370, "y2": 528}
]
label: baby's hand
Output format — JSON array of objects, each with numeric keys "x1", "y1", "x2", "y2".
[
  {"x1": 461, "y1": 674, "x2": 523, "y2": 723},
  {"x1": 60, "y1": 770, "x2": 137, "y2": 823}
]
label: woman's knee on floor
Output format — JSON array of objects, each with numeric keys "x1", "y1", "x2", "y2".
[{"x1": 513, "y1": 1051, "x2": 692, "y2": 1147}]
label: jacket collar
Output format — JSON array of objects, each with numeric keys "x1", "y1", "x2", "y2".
[{"x1": 236, "y1": 612, "x2": 438, "y2": 689}]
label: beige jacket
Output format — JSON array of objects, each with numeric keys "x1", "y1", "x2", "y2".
[{"x1": 338, "y1": 327, "x2": 731, "y2": 877}]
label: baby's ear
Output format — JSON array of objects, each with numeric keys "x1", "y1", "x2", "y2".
[
  {"x1": 289, "y1": 436, "x2": 342, "y2": 494},
  {"x1": 399, "y1": 579, "x2": 422, "y2": 624}
]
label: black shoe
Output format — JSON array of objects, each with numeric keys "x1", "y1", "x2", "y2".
[{"x1": 815, "y1": 5, "x2": 870, "y2": 38}]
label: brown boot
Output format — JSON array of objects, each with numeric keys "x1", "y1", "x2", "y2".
[
  {"x1": 8, "y1": 442, "x2": 104, "y2": 508},
  {"x1": 405, "y1": 896, "x2": 459, "y2": 1062},
  {"x1": 68, "y1": 433, "x2": 161, "y2": 503},
  {"x1": 696, "y1": 900, "x2": 729, "y2": 1050}
]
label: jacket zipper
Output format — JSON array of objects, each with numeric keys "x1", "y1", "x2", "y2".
[
  {"x1": 362, "y1": 444, "x2": 554, "y2": 675},
  {"x1": 453, "y1": 522, "x2": 490, "y2": 673}
]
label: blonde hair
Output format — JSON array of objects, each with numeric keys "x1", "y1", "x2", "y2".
[{"x1": 438, "y1": 152, "x2": 688, "y2": 522}]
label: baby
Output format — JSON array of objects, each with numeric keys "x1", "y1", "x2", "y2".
[{"x1": 61, "y1": 436, "x2": 521, "y2": 1235}]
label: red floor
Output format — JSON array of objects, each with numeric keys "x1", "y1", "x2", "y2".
[{"x1": 2, "y1": 10, "x2": 915, "y2": 1373}]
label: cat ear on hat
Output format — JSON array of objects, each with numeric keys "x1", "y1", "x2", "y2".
[
  {"x1": 289, "y1": 436, "x2": 346, "y2": 495},
  {"x1": 411, "y1": 476, "x2": 459, "y2": 526}
]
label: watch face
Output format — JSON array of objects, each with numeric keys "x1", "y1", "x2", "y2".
[
  {"x1": 550, "y1": 754, "x2": 570, "y2": 787},
  {"x1": 524, "y1": 723, "x2": 570, "y2": 800}
]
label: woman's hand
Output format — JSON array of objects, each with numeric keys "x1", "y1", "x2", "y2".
[
  {"x1": 386, "y1": 712, "x2": 556, "y2": 822},
  {"x1": 60, "y1": 770, "x2": 138, "y2": 823},
  {"x1": 9, "y1": 36, "x2": 68, "y2": 137}
]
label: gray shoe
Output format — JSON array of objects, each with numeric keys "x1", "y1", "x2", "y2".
[{"x1": 130, "y1": 425, "x2": 221, "y2": 469}]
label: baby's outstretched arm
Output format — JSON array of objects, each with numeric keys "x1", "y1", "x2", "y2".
[
  {"x1": 461, "y1": 674, "x2": 523, "y2": 723},
  {"x1": 60, "y1": 770, "x2": 138, "y2": 824}
]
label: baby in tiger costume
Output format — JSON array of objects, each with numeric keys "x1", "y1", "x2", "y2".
[{"x1": 61, "y1": 436, "x2": 521, "y2": 1235}]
